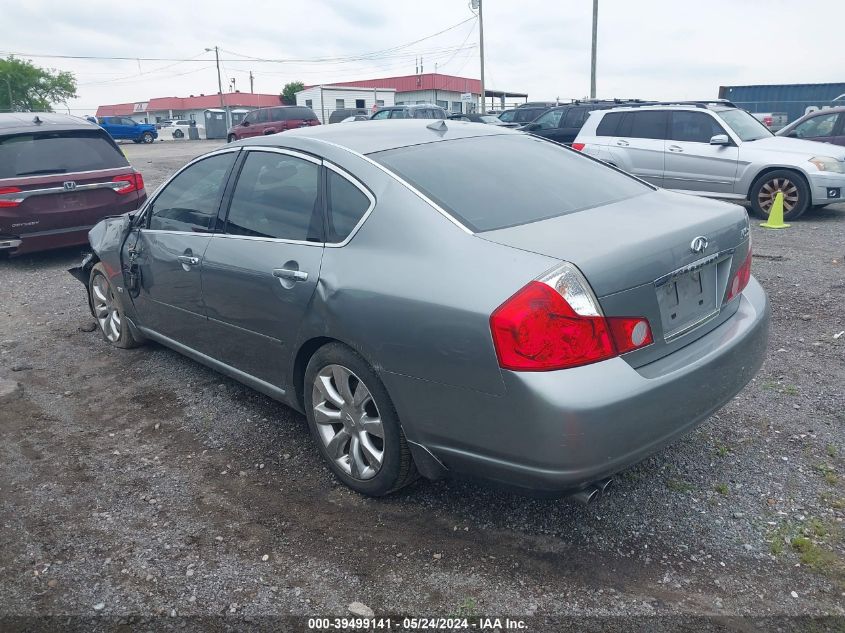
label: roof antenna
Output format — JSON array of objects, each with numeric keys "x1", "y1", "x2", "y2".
[
  {"x1": 33, "y1": 115, "x2": 43, "y2": 125},
  {"x1": 426, "y1": 120, "x2": 447, "y2": 133}
]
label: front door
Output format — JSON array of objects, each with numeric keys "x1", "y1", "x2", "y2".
[
  {"x1": 124, "y1": 150, "x2": 239, "y2": 347},
  {"x1": 663, "y1": 111, "x2": 739, "y2": 194},
  {"x1": 200, "y1": 148, "x2": 325, "y2": 386}
]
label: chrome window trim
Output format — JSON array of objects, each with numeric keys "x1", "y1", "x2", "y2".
[
  {"x1": 306, "y1": 137, "x2": 474, "y2": 235},
  {"x1": 138, "y1": 147, "x2": 242, "y2": 228},
  {"x1": 209, "y1": 233, "x2": 323, "y2": 248},
  {"x1": 323, "y1": 162, "x2": 376, "y2": 248},
  {"x1": 241, "y1": 145, "x2": 322, "y2": 165}
]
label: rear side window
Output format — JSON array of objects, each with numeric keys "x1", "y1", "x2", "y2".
[
  {"x1": 562, "y1": 107, "x2": 587, "y2": 128},
  {"x1": 513, "y1": 108, "x2": 545, "y2": 123},
  {"x1": 622, "y1": 111, "x2": 668, "y2": 139},
  {"x1": 0, "y1": 130, "x2": 129, "y2": 178},
  {"x1": 595, "y1": 112, "x2": 623, "y2": 136},
  {"x1": 326, "y1": 169, "x2": 372, "y2": 242},
  {"x1": 225, "y1": 151, "x2": 321, "y2": 241},
  {"x1": 149, "y1": 152, "x2": 237, "y2": 232},
  {"x1": 669, "y1": 111, "x2": 726, "y2": 143},
  {"x1": 372, "y1": 134, "x2": 650, "y2": 232}
]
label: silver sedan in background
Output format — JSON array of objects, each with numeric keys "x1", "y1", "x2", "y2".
[{"x1": 72, "y1": 120, "x2": 769, "y2": 500}]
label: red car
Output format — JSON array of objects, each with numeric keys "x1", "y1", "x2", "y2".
[
  {"x1": 227, "y1": 106, "x2": 320, "y2": 142},
  {"x1": 0, "y1": 113, "x2": 146, "y2": 256}
]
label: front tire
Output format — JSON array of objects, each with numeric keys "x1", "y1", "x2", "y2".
[
  {"x1": 89, "y1": 264, "x2": 142, "y2": 349},
  {"x1": 172, "y1": 129, "x2": 184, "y2": 139},
  {"x1": 227, "y1": 134, "x2": 237, "y2": 143},
  {"x1": 749, "y1": 170, "x2": 810, "y2": 221},
  {"x1": 304, "y1": 343, "x2": 417, "y2": 496},
  {"x1": 141, "y1": 132, "x2": 154, "y2": 144}
]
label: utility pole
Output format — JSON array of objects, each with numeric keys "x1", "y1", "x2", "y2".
[
  {"x1": 206, "y1": 46, "x2": 230, "y2": 129},
  {"x1": 249, "y1": 71, "x2": 254, "y2": 94},
  {"x1": 590, "y1": 0, "x2": 598, "y2": 99},
  {"x1": 473, "y1": 0, "x2": 486, "y2": 115}
]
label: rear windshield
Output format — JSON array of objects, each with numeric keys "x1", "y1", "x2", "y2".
[
  {"x1": 0, "y1": 130, "x2": 128, "y2": 178},
  {"x1": 371, "y1": 134, "x2": 650, "y2": 232}
]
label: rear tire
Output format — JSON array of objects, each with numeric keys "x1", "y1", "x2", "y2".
[
  {"x1": 304, "y1": 343, "x2": 417, "y2": 496},
  {"x1": 89, "y1": 263, "x2": 142, "y2": 349},
  {"x1": 749, "y1": 169, "x2": 809, "y2": 221},
  {"x1": 141, "y1": 132, "x2": 154, "y2": 144},
  {"x1": 172, "y1": 129, "x2": 184, "y2": 139}
]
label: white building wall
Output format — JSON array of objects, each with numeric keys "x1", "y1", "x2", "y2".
[
  {"x1": 394, "y1": 89, "x2": 476, "y2": 113},
  {"x1": 296, "y1": 86, "x2": 396, "y2": 124}
]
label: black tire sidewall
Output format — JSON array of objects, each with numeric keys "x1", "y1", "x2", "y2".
[
  {"x1": 173, "y1": 129, "x2": 184, "y2": 139},
  {"x1": 142, "y1": 132, "x2": 154, "y2": 143},
  {"x1": 750, "y1": 170, "x2": 810, "y2": 220},
  {"x1": 304, "y1": 343, "x2": 404, "y2": 496},
  {"x1": 227, "y1": 134, "x2": 236, "y2": 143}
]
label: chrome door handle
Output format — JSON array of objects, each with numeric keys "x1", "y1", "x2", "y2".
[
  {"x1": 273, "y1": 268, "x2": 308, "y2": 281},
  {"x1": 177, "y1": 255, "x2": 200, "y2": 265},
  {"x1": 668, "y1": 145, "x2": 684, "y2": 152},
  {"x1": 616, "y1": 139, "x2": 629, "y2": 146}
]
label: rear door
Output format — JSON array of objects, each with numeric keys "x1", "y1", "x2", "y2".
[
  {"x1": 124, "y1": 150, "x2": 239, "y2": 347},
  {"x1": 556, "y1": 106, "x2": 589, "y2": 145},
  {"x1": 0, "y1": 129, "x2": 142, "y2": 237},
  {"x1": 664, "y1": 110, "x2": 738, "y2": 194},
  {"x1": 200, "y1": 148, "x2": 325, "y2": 386},
  {"x1": 608, "y1": 110, "x2": 667, "y2": 186},
  {"x1": 245, "y1": 108, "x2": 270, "y2": 137}
]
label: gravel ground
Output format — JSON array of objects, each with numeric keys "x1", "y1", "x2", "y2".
[{"x1": 1, "y1": 140, "x2": 843, "y2": 629}]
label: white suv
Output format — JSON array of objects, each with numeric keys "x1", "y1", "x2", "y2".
[{"x1": 573, "y1": 100, "x2": 845, "y2": 220}]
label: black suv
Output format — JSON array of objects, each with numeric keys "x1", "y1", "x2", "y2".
[
  {"x1": 520, "y1": 99, "x2": 654, "y2": 145},
  {"x1": 370, "y1": 104, "x2": 447, "y2": 120}
]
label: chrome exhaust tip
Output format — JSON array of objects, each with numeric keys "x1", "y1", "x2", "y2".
[{"x1": 569, "y1": 478, "x2": 613, "y2": 505}]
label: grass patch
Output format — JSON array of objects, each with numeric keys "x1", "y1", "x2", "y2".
[
  {"x1": 815, "y1": 463, "x2": 839, "y2": 485},
  {"x1": 451, "y1": 598, "x2": 479, "y2": 618},
  {"x1": 715, "y1": 444, "x2": 730, "y2": 458},
  {"x1": 791, "y1": 536, "x2": 839, "y2": 573},
  {"x1": 827, "y1": 444, "x2": 838, "y2": 458},
  {"x1": 782, "y1": 385, "x2": 799, "y2": 396},
  {"x1": 761, "y1": 381, "x2": 779, "y2": 391},
  {"x1": 666, "y1": 479, "x2": 693, "y2": 493},
  {"x1": 714, "y1": 483, "x2": 729, "y2": 496}
]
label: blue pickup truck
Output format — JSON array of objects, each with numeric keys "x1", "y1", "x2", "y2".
[{"x1": 92, "y1": 116, "x2": 158, "y2": 143}]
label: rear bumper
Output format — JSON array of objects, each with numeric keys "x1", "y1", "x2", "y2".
[
  {"x1": 0, "y1": 226, "x2": 91, "y2": 256},
  {"x1": 383, "y1": 278, "x2": 770, "y2": 493}
]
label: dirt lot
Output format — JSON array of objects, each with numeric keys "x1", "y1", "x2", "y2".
[{"x1": 1, "y1": 140, "x2": 844, "y2": 629}]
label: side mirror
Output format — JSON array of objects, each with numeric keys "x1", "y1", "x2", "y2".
[
  {"x1": 523, "y1": 123, "x2": 539, "y2": 131},
  {"x1": 787, "y1": 130, "x2": 798, "y2": 138},
  {"x1": 709, "y1": 134, "x2": 730, "y2": 146},
  {"x1": 241, "y1": 120, "x2": 250, "y2": 127}
]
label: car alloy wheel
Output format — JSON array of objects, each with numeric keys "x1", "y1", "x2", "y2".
[
  {"x1": 91, "y1": 273, "x2": 122, "y2": 343},
  {"x1": 173, "y1": 129, "x2": 184, "y2": 139},
  {"x1": 311, "y1": 364, "x2": 384, "y2": 480},
  {"x1": 757, "y1": 176, "x2": 799, "y2": 214},
  {"x1": 142, "y1": 132, "x2": 154, "y2": 143}
]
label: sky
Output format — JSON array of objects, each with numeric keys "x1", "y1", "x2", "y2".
[{"x1": 2, "y1": 0, "x2": 843, "y2": 115}]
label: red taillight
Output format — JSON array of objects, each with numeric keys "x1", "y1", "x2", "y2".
[
  {"x1": 571, "y1": 142, "x2": 585, "y2": 151},
  {"x1": 0, "y1": 186, "x2": 23, "y2": 208},
  {"x1": 112, "y1": 173, "x2": 144, "y2": 195},
  {"x1": 490, "y1": 267, "x2": 653, "y2": 371},
  {"x1": 726, "y1": 246, "x2": 752, "y2": 302}
]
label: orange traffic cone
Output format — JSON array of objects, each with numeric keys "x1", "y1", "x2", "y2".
[{"x1": 760, "y1": 191, "x2": 790, "y2": 229}]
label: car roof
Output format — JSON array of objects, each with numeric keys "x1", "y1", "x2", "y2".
[
  {"x1": 598, "y1": 103, "x2": 731, "y2": 114},
  {"x1": 232, "y1": 119, "x2": 517, "y2": 155},
  {"x1": 0, "y1": 112, "x2": 101, "y2": 135}
]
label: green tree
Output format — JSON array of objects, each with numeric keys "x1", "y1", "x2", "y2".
[
  {"x1": 281, "y1": 81, "x2": 305, "y2": 105},
  {"x1": 0, "y1": 56, "x2": 77, "y2": 112}
]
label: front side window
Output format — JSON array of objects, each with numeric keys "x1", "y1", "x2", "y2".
[
  {"x1": 670, "y1": 111, "x2": 727, "y2": 143},
  {"x1": 254, "y1": 109, "x2": 270, "y2": 123},
  {"x1": 326, "y1": 170, "x2": 371, "y2": 242},
  {"x1": 242, "y1": 111, "x2": 256, "y2": 124},
  {"x1": 371, "y1": 109, "x2": 391, "y2": 120},
  {"x1": 372, "y1": 134, "x2": 650, "y2": 232},
  {"x1": 149, "y1": 152, "x2": 237, "y2": 232},
  {"x1": 390, "y1": 109, "x2": 408, "y2": 119},
  {"x1": 498, "y1": 109, "x2": 514, "y2": 122},
  {"x1": 793, "y1": 112, "x2": 839, "y2": 138},
  {"x1": 225, "y1": 151, "x2": 321, "y2": 242},
  {"x1": 716, "y1": 108, "x2": 772, "y2": 142},
  {"x1": 533, "y1": 109, "x2": 564, "y2": 130}
]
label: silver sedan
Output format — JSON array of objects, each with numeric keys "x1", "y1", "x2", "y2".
[{"x1": 72, "y1": 120, "x2": 769, "y2": 500}]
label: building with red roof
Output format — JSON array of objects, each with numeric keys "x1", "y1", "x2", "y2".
[{"x1": 95, "y1": 92, "x2": 283, "y2": 124}]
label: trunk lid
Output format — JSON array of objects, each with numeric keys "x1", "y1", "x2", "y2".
[{"x1": 479, "y1": 189, "x2": 751, "y2": 366}]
